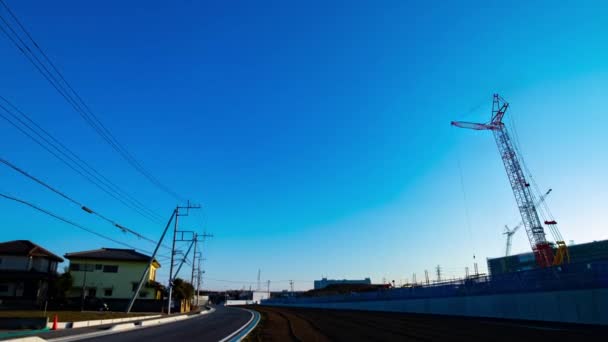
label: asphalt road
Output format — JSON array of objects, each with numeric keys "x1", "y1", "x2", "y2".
[{"x1": 76, "y1": 306, "x2": 250, "y2": 342}]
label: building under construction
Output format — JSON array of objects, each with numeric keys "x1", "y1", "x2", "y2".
[
  {"x1": 261, "y1": 95, "x2": 608, "y2": 326},
  {"x1": 488, "y1": 239, "x2": 608, "y2": 276}
]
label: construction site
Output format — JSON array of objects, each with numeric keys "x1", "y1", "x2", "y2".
[{"x1": 251, "y1": 95, "x2": 608, "y2": 338}]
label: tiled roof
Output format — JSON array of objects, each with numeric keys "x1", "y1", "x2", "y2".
[
  {"x1": 64, "y1": 248, "x2": 158, "y2": 265},
  {"x1": 0, "y1": 240, "x2": 63, "y2": 262}
]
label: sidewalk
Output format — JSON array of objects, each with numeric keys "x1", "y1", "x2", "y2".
[{"x1": 0, "y1": 308, "x2": 208, "y2": 342}]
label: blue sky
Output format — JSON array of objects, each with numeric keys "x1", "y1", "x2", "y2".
[{"x1": 0, "y1": 0, "x2": 607, "y2": 291}]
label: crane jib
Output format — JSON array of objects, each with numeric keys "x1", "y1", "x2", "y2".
[{"x1": 452, "y1": 94, "x2": 568, "y2": 268}]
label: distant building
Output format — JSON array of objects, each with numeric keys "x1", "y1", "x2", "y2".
[
  {"x1": 252, "y1": 291, "x2": 270, "y2": 304},
  {"x1": 314, "y1": 277, "x2": 371, "y2": 290},
  {"x1": 487, "y1": 239, "x2": 608, "y2": 276},
  {"x1": 64, "y1": 248, "x2": 161, "y2": 300},
  {"x1": 0, "y1": 240, "x2": 63, "y2": 304}
]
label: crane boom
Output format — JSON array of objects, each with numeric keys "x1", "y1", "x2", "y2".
[
  {"x1": 452, "y1": 94, "x2": 555, "y2": 267},
  {"x1": 450, "y1": 121, "x2": 492, "y2": 131},
  {"x1": 503, "y1": 188, "x2": 552, "y2": 256}
]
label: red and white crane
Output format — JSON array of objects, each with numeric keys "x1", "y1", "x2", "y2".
[
  {"x1": 452, "y1": 94, "x2": 568, "y2": 267},
  {"x1": 504, "y1": 188, "x2": 552, "y2": 256}
]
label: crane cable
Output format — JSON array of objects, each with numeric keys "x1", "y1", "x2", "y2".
[{"x1": 507, "y1": 109, "x2": 563, "y2": 242}]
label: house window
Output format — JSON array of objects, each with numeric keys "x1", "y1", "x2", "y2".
[
  {"x1": 104, "y1": 288, "x2": 113, "y2": 297},
  {"x1": 139, "y1": 291, "x2": 148, "y2": 298},
  {"x1": 95, "y1": 264, "x2": 102, "y2": 270},
  {"x1": 103, "y1": 265, "x2": 118, "y2": 273},
  {"x1": 70, "y1": 263, "x2": 81, "y2": 271}
]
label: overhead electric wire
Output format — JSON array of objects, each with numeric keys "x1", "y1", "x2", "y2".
[
  {"x1": 0, "y1": 97, "x2": 163, "y2": 224},
  {"x1": 0, "y1": 156, "x2": 175, "y2": 251},
  {"x1": 0, "y1": 191, "x2": 153, "y2": 254},
  {"x1": 0, "y1": 156, "x2": 175, "y2": 249},
  {"x1": 0, "y1": 0, "x2": 185, "y2": 202},
  {"x1": 0, "y1": 95, "x2": 163, "y2": 222},
  {"x1": 204, "y1": 278, "x2": 312, "y2": 284}
]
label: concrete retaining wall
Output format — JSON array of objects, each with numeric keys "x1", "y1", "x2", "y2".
[
  {"x1": 268, "y1": 288, "x2": 608, "y2": 325},
  {"x1": 0, "y1": 317, "x2": 47, "y2": 329}
]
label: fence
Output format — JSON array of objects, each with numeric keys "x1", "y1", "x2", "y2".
[{"x1": 264, "y1": 260, "x2": 608, "y2": 305}]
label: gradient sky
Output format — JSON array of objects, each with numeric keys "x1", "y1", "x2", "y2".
[{"x1": 0, "y1": 0, "x2": 607, "y2": 291}]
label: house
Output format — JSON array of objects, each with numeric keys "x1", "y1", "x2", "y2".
[
  {"x1": 0, "y1": 240, "x2": 63, "y2": 305},
  {"x1": 64, "y1": 248, "x2": 162, "y2": 300}
]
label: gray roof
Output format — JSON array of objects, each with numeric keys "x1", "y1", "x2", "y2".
[
  {"x1": 64, "y1": 248, "x2": 159, "y2": 265},
  {"x1": 0, "y1": 240, "x2": 63, "y2": 262}
]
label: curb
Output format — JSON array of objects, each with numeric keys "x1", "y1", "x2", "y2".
[
  {"x1": 218, "y1": 309, "x2": 260, "y2": 342},
  {"x1": 0, "y1": 338, "x2": 46, "y2": 342},
  {"x1": 45, "y1": 308, "x2": 216, "y2": 342},
  {"x1": 45, "y1": 314, "x2": 161, "y2": 330}
]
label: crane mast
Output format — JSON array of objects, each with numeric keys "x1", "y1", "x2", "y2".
[
  {"x1": 503, "y1": 188, "x2": 552, "y2": 257},
  {"x1": 452, "y1": 94, "x2": 555, "y2": 267}
]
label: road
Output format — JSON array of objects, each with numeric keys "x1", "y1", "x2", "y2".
[
  {"x1": 249, "y1": 306, "x2": 608, "y2": 341},
  {"x1": 44, "y1": 306, "x2": 252, "y2": 342}
]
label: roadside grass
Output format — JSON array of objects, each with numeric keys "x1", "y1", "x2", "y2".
[{"x1": 0, "y1": 310, "x2": 156, "y2": 322}]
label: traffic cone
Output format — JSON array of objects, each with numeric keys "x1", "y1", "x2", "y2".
[{"x1": 52, "y1": 315, "x2": 58, "y2": 330}]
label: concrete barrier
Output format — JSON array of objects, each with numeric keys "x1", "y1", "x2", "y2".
[
  {"x1": 0, "y1": 317, "x2": 48, "y2": 330},
  {"x1": 45, "y1": 314, "x2": 161, "y2": 329},
  {"x1": 269, "y1": 288, "x2": 608, "y2": 325}
]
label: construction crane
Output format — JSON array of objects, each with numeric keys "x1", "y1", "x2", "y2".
[
  {"x1": 504, "y1": 189, "x2": 552, "y2": 256},
  {"x1": 452, "y1": 94, "x2": 568, "y2": 267}
]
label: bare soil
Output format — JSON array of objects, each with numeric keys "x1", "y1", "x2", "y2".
[{"x1": 245, "y1": 306, "x2": 608, "y2": 341}]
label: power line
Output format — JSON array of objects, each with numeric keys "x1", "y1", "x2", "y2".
[
  {"x1": 204, "y1": 278, "x2": 312, "y2": 284},
  {"x1": 0, "y1": 0, "x2": 185, "y2": 202},
  {"x1": 0, "y1": 156, "x2": 173, "y2": 251},
  {"x1": 0, "y1": 96, "x2": 163, "y2": 223},
  {"x1": 0, "y1": 191, "x2": 153, "y2": 254}
]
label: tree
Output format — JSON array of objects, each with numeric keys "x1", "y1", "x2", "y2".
[
  {"x1": 48, "y1": 271, "x2": 73, "y2": 303},
  {"x1": 172, "y1": 278, "x2": 194, "y2": 300}
]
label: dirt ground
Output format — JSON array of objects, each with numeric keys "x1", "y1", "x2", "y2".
[{"x1": 245, "y1": 306, "x2": 608, "y2": 341}]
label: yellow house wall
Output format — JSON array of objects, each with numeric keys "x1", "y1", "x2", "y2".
[{"x1": 68, "y1": 259, "x2": 159, "y2": 299}]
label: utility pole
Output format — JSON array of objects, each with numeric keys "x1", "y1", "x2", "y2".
[
  {"x1": 127, "y1": 209, "x2": 177, "y2": 313},
  {"x1": 168, "y1": 201, "x2": 200, "y2": 315},
  {"x1": 465, "y1": 266, "x2": 470, "y2": 278},
  {"x1": 79, "y1": 263, "x2": 93, "y2": 312},
  {"x1": 195, "y1": 257, "x2": 206, "y2": 307},
  {"x1": 474, "y1": 262, "x2": 479, "y2": 277},
  {"x1": 424, "y1": 270, "x2": 429, "y2": 285},
  {"x1": 195, "y1": 231, "x2": 212, "y2": 305},
  {"x1": 436, "y1": 265, "x2": 442, "y2": 283},
  {"x1": 412, "y1": 273, "x2": 416, "y2": 285},
  {"x1": 191, "y1": 234, "x2": 198, "y2": 286},
  {"x1": 257, "y1": 269, "x2": 261, "y2": 292},
  {"x1": 267, "y1": 280, "x2": 270, "y2": 295},
  {"x1": 289, "y1": 280, "x2": 294, "y2": 295},
  {"x1": 174, "y1": 238, "x2": 196, "y2": 280}
]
